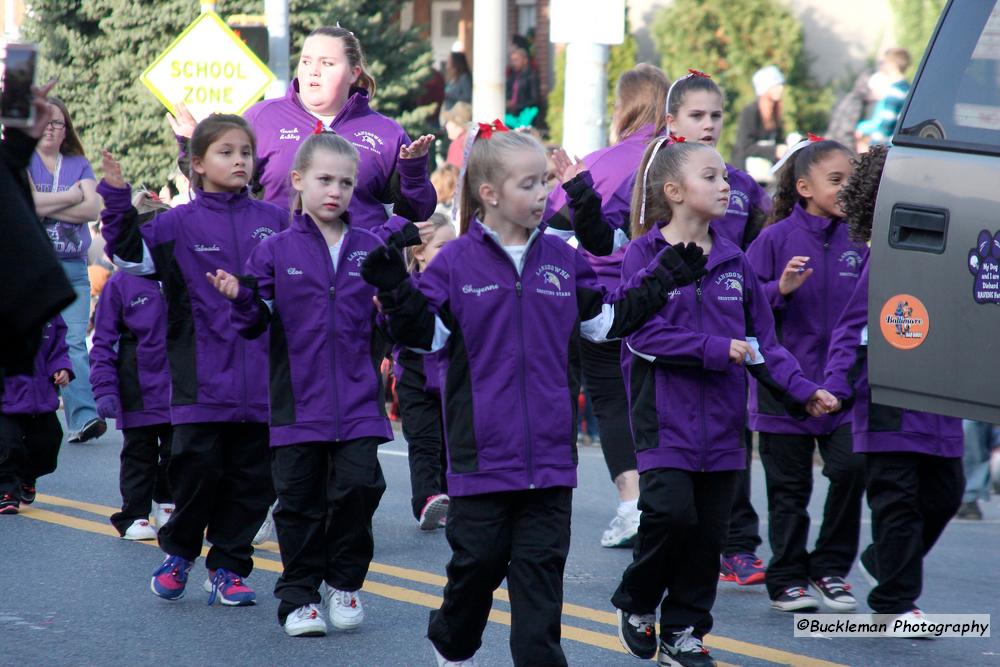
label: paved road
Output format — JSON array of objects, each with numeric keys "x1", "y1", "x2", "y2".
[{"x1": 3, "y1": 423, "x2": 998, "y2": 666}]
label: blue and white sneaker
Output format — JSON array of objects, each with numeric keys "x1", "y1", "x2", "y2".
[{"x1": 204, "y1": 568, "x2": 256, "y2": 606}]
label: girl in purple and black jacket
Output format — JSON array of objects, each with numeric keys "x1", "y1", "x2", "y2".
[
  {"x1": 612, "y1": 138, "x2": 836, "y2": 667},
  {"x1": 361, "y1": 127, "x2": 706, "y2": 667},
  {"x1": 0, "y1": 317, "x2": 71, "y2": 515},
  {"x1": 208, "y1": 132, "x2": 427, "y2": 638},
  {"x1": 393, "y1": 212, "x2": 456, "y2": 530},
  {"x1": 90, "y1": 265, "x2": 173, "y2": 541},
  {"x1": 746, "y1": 138, "x2": 868, "y2": 613},
  {"x1": 101, "y1": 115, "x2": 287, "y2": 607},
  {"x1": 824, "y1": 145, "x2": 963, "y2": 636}
]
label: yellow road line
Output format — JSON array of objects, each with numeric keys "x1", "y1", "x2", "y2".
[{"x1": 30, "y1": 495, "x2": 848, "y2": 667}]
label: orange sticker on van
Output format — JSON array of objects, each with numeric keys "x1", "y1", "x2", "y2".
[{"x1": 879, "y1": 295, "x2": 929, "y2": 350}]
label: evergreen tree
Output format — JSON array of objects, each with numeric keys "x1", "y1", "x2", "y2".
[
  {"x1": 889, "y1": 0, "x2": 946, "y2": 65},
  {"x1": 651, "y1": 0, "x2": 833, "y2": 158},
  {"x1": 23, "y1": 0, "x2": 434, "y2": 188}
]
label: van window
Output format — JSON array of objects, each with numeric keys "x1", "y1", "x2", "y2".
[{"x1": 898, "y1": 1, "x2": 1000, "y2": 150}]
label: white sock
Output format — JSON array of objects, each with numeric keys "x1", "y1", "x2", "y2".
[{"x1": 619, "y1": 498, "x2": 639, "y2": 515}]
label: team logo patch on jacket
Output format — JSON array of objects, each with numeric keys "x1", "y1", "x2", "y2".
[
  {"x1": 716, "y1": 272, "x2": 744, "y2": 302},
  {"x1": 839, "y1": 250, "x2": 863, "y2": 277},
  {"x1": 727, "y1": 191, "x2": 750, "y2": 215},
  {"x1": 253, "y1": 226, "x2": 277, "y2": 240},
  {"x1": 535, "y1": 264, "x2": 571, "y2": 296}
]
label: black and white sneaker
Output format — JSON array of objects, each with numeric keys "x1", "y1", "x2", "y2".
[
  {"x1": 770, "y1": 586, "x2": 820, "y2": 612},
  {"x1": 658, "y1": 626, "x2": 715, "y2": 667},
  {"x1": 71, "y1": 418, "x2": 107, "y2": 444},
  {"x1": 810, "y1": 576, "x2": 857, "y2": 612},
  {"x1": 617, "y1": 608, "x2": 657, "y2": 659}
]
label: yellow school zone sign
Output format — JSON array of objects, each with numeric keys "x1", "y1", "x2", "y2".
[{"x1": 140, "y1": 11, "x2": 275, "y2": 121}]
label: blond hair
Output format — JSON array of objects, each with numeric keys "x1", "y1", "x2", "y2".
[
  {"x1": 431, "y1": 163, "x2": 459, "y2": 208},
  {"x1": 290, "y1": 133, "x2": 359, "y2": 212},
  {"x1": 457, "y1": 130, "x2": 546, "y2": 234},
  {"x1": 406, "y1": 212, "x2": 453, "y2": 272},
  {"x1": 630, "y1": 140, "x2": 713, "y2": 239}
]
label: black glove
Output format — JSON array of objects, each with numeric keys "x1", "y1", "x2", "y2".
[
  {"x1": 675, "y1": 241, "x2": 708, "y2": 282},
  {"x1": 657, "y1": 242, "x2": 706, "y2": 287},
  {"x1": 360, "y1": 244, "x2": 409, "y2": 292}
]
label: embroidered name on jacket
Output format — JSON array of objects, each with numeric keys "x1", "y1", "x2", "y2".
[
  {"x1": 279, "y1": 127, "x2": 300, "y2": 141},
  {"x1": 287, "y1": 267, "x2": 304, "y2": 276},
  {"x1": 354, "y1": 131, "x2": 384, "y2": 154},
  {"x1": 715, "y1": 272, "x2": 744, "y2": 302},
  {"x1": 535, "y1": 264, "x2": 572, "y2": 297},
  {"x1": 462, "y1": 283, "x2": 500, "y2": 297},
  {"x1": 130, "y1": 296, "x2": 150, "y2": 307},
  {"x1": 194, "y1": 244, "x2": 221, "y2": 253}
]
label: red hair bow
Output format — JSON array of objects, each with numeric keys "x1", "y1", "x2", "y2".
[
  {"x1": 687, "y1": 68, "x2": 712, "y2": 79},
  {"x1": 313, "y1": 120, "x2": 325, "y2": 135},
  {"x1": 806, "y1": 132, "x2": 826, "y2": 142},
  {"x1": 477, "y1": 119, "x2": 510, "y2": 140},
  {"x1": 668, "y1": 133, "x2": 686, "y2": 144}
]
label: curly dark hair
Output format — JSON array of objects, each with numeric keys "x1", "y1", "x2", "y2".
[
  {"x1": 837, "y1": 144, "x2": 889, "y2": 243},
  {"x1": 768, "y1": 140, "x2": 851, "y2": 225}
]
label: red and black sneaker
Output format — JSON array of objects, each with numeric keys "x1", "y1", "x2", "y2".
[
  {"x1": 20, "y1": 484, "x2": 36, "y2": 505},
  {"x1": 0, "y1": 493, "x2": 21, "y2": 515},
  {"x1": 659, "y1": 626, "x2": 716, "y2": 667}
]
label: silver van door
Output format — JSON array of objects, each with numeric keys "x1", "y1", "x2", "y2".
[{"x1": 869, "y1": 0, "x2": 1000, "y2": 422}]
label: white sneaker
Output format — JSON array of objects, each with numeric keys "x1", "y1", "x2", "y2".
[
  {"x1": 601, "y1": 505, "x2": 640, "y2": 548},
  {"x1": 884, "y1": 609, "x2": 934, "y2": 638},
  {"x1": 326, "y1": 586, "x2": 364, "y2": 630},
  {"x1": 154, "y1": 503, "x2": 175, "y2": 529},
  {"x1": 253, "y1": 501, "x2": 277, "y2": 545},
  {"x1": 123, "y1": 519, "x2": 157, "y2": 541},
  {"x1": 433, "y1": 644, "x2": 478, "y2": 666},
  {"x1": 418, "y1": 494, "x2": 450, "y2": 531},
  {"x1": 284, "y1": 603, "x2": 327, "y2": 637}
]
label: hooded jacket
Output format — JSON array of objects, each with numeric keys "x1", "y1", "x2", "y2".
[
  {"x1": 244, "y1": 82, "x2": 436, "y2": 230},
  {"x1": 99, "y1": 181, "x2": 287, "y2": 424},
  {"x1": 229, "y1": 212, "x2": 393, "y2": 447},
  {"x1": 89, "y1": 271, "x2": 171, "y2": 429},
  {"x1": 746, "y1": 204, "x2": 867, "y2": 434},
  {"x1": 622, "y1": 225, "x2": 819, "y2": 473},
  {"x1": 2, "y1": 316, "x2": 71, "y2": 416},
  {"x1": 824, "y1": 259, "x2": 963, "y2": 457}
]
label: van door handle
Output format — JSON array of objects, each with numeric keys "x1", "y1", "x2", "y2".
[{"x1": 888, "y1": 205, "x2": 949, "y2": 254}]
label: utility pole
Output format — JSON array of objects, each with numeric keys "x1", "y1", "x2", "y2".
[
  {"x1": 471, "y1": 0, "x2": 506, "y2": 122},
  {"x1": 265, "y1": 0, "x2": 290, "y2": 98}
]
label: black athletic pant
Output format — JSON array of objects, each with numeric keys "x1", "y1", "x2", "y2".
[
  {"x1": 157, "y1": 422, "x2": 271, "y2": 577},
  {"x1": 612, "y1": 468, "x2": 739, "y2": 638},
  {"x1": 110, "y1": 423, "x2": 172, "y2": 535},
  {"x1": 759, "y1": 425, "x2": 865, "y2": 597},
  {"x1": 271, "y1": 438, "x2": 387, "y2": 623},
  {"x1": 863, "y1": 452, "x2": 963, "y2": 614},
  {"x1": 394, "y1": 356, "x2": 447, "y2": 519},
  {"x1": 428, "y1": 487, "x2": 572, "y2": 667},
  {"x1": 0, "y1": 412, "x2": 62, "y2": 494},
  {"x1": 580, "y1": 339, "x2": 636, "y2": 481},
  {"x1": 723, "y1": 429, "x2": 762, "y2": 556}
]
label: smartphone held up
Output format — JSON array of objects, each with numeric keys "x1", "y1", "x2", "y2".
[{"x1": 1, "y1": 41, "x2": 39, "y2": 128}]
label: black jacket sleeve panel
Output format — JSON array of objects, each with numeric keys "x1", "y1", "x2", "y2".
[
  {"x1": 563, "y1": 173, "x2": 617, "y2": 257},
  {"x1": 379, "y1": 279, "x2": 438, "y2": 351}
]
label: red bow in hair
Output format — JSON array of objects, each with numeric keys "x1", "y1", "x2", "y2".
[
  {"x1": 477, "y1": 119, "x2": 510, "y2": 140},
  {"x1": 668, "y1": 133, "x2": 686, "y2": 144},
  {"x1": 806, "y1": 132, "x2": 826, "y2": 142},
  {"x1": 313, "y1": 120, "x2": 325, "y2": 135},
  {"x1": 687, "y1": 68, "x2": 712, "y2": 79}
]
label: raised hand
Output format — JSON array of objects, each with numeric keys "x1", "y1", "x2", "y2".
[
  {"x1": 551, "y1": 148, "x2": 588, "y2": 185},
  {"x1": 778, "y1": 256, "x2": 813, "y2": 296},
  {"x1": 674, "y1": 242, "x2": 708, "y2": 281},
  {"x1": 205, "y1": 269, "x2": 240, "y2": 300},
  {"x1": 400, "y1": 134, "x2": 436, "y2": 160},
  {"x1": 101, "y1": 150, "x2": 126, "y2": 189},
  {"x1": 166, "y1": 101, "x2": 198, "y2": 139},
  {"x1": 360, "y1": 244, "x2": 409, "y2": 292}
]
